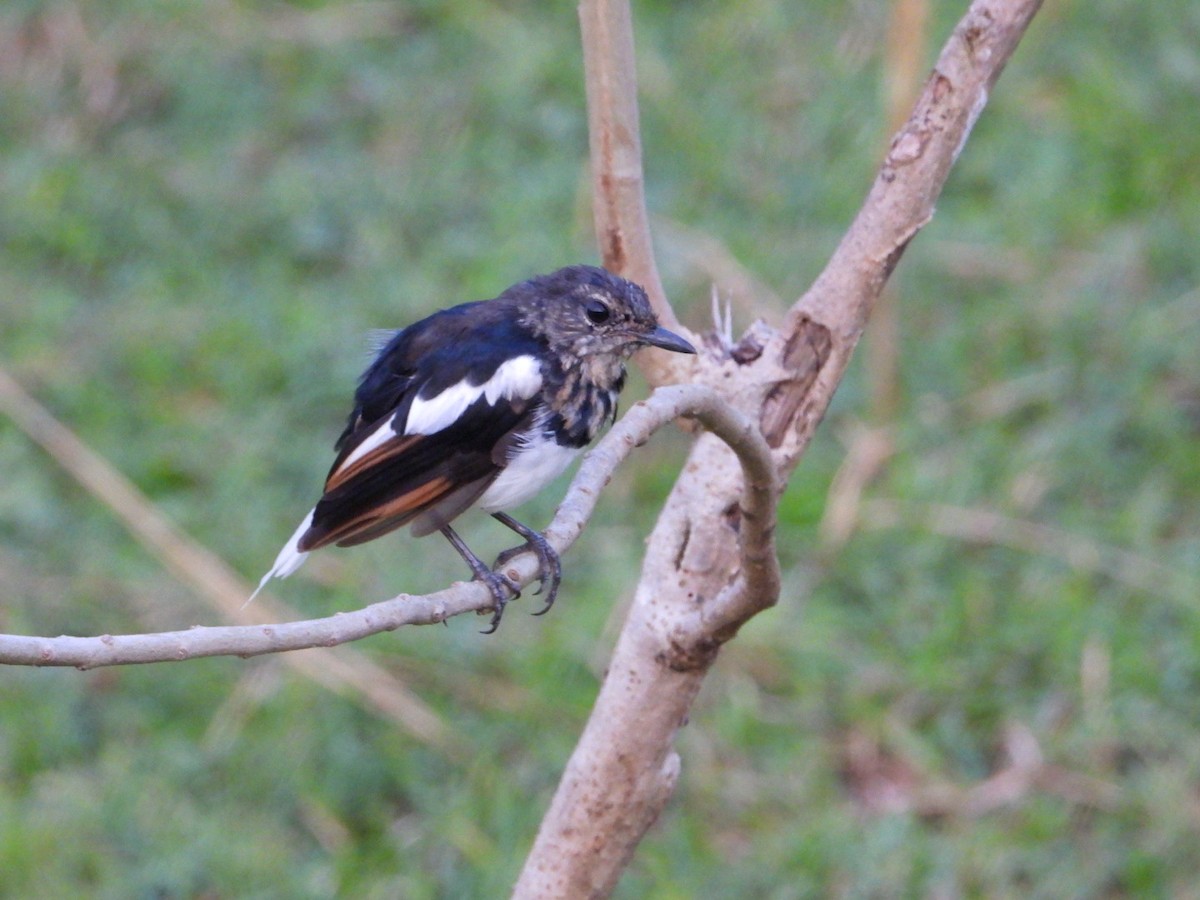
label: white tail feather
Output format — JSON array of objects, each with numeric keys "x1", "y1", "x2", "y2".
[{"x1": 245, "y1": 509, "x2": 315, "y2": 605}]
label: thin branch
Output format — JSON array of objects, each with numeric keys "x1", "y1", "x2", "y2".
[
  {"x1": 550, "y1": 384, "x2": 778, "y2": 608},
  {"x1": 695, "y1": 427, "x2": 781, "y2": 640},
  {"x1": 0, "y1": 385, "x2": 774, "y2": 669},
  {"x1": 0, "y1": 366, "x2": 450, "y2": 744},
  {"x1": 579, "y1": 0, "x2": 695, "y2": 387}
]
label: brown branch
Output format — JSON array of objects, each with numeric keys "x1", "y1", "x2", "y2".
[
  {"x1": 579, "y1": 0, "x2": 696, "y2": 387},
  {"x1": 0, "y1": 385, "x2": 774, "y2": 666},
  {"x1": 0, "y1": 365, "x2": 449, "y2": 746},
  {"x1": 516, "y1": 1, "x2": 1044, "y2": 896},
  {"x1": 767, "y1": 0, "x2": 1045, "y2": 469}
]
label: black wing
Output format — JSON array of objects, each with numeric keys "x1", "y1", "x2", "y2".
[{"x1": 298, "y1": 303, "x2": 547, "y2": 551}]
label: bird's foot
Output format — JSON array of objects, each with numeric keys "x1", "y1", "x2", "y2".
[
  {"x1": 493, "y1": 528, "x2": 562, "y2": 617},
  {"x1": 477, "y1": 567, "x2": 522, "y2": 634},
  {"x1": 438, "y1": 523, "x2": 522, "y2": 633}
]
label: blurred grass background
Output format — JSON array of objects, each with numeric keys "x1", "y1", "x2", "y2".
[{"x1": 2, "y1": 0, "x2": 1199, "y2": 896}]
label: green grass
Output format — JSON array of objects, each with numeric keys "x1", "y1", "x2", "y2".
[{"x1": 2, "y1": 0, "x2": 1199, "y2": 895}]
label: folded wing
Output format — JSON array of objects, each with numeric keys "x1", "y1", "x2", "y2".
[{"x1": 301, "y1": 324, "x2": 547, "y2": 551}]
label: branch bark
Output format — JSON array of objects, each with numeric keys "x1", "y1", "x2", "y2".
[
  {"x1": 0, "y1": 365, "x2": 449, "y2": 747},
  {"x1": 0, "y1": 0, "x2": 1045, "y2": 894},
  {"x1": 514, "y1": 1, "x2": 1043, "y2": 896},
  {"x1": 580, "y1": 0, "x2": 696, "y2": 387},
  {"x1": 0, "y1": 385, "x2": 773, "y2": 668}
]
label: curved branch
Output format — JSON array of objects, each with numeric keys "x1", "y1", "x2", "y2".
[
  {"x1": 546, "y1": 384, "x2": 777, "y2": 591},
  {"x1": 0, "y1": 386, "x2": 774, "y2": 671}
]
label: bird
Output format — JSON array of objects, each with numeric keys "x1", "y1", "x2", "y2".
[{"x1": 252, "y1": 264, "x2": 696, "y2": 631}]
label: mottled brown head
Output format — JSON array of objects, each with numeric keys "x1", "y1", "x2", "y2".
[{"x1": 511, "y1": 265, "x2": 695, "y2": 365}]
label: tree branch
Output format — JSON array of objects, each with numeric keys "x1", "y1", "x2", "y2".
[
  {"x1": 515, "y1": 1, "x2": 1044, "y2": 895},
  {"x1": 0, "y1": 385, "x2": 772, "y2": 671},
  {"x1": 579, "y1": 0, "x2": 696, "y2": 387},
  {"x1": 0, "y1": 365, "x2": 449, "y2": 746},
  {"x1": 766, "y1": 0, "x2": 1045, "y2": 469}
]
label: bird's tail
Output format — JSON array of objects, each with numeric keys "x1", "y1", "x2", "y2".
[{"x1": 246, "y1": 509, "x2": 315, "y2": 605}]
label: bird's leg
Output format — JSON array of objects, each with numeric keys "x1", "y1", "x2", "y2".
[
  {"x1": 491, "y1": 512, "x2": 562, "y2": 616},
  {"x1": 439, "y1": 524, "x2": 520, "y2": 634}
]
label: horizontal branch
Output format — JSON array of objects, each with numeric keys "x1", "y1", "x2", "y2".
[
  {"x1": 0, "y1": 365, "x2": 449, "y2": 745},
  {"x1": 0, "y1": 385, "x2": 773, "y2": 670}
]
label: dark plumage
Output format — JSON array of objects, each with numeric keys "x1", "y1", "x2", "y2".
[{"x1": 253, "y1": 265, "x2": 696, "y2": 631}]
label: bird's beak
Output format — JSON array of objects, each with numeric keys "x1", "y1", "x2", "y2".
[{"x1": 640, "y1": 325, "x2": 697, "y2": 355}]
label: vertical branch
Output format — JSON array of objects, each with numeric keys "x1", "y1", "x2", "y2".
[{"x1": 579, "y1": 0, "x2": 694, "y2": 386}]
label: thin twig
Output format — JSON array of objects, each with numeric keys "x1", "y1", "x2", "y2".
[
  {"x1": 0, "y1": 366, "x2": 449, "y2": 747},
  {"x1": 0, "y1": 384, "x2": 775, "y2": 670}
]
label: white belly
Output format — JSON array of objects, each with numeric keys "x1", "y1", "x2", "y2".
[{"x1": 478, "y1": 438, "x2": 580, "y2": 513}]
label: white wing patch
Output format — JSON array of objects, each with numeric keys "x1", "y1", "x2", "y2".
[
  {"x1": 329, "y1": 354, "x2": 544, "y2": 486},
  {"x1": 337, "y1": 414, "x2": 400, "y2": 471},
  {"x1": 336, "y1": 355, "x2": 543, "y2": 472},
  {"x1": 406, "y1": 354, "x2": 542, "y2": 436},
  {"x1": 405, "y1": 380, "x2": 484, "y2": 436},
  {"x1": 483, "y1": 354, "x2": 543, "y2": 403},
  {"x1": 247, "y1": 508, "x2": 314, "y2": 604}
]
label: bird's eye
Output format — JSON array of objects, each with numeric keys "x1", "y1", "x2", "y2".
[{"x1": 585, "y1": 300, "x2": 611, "y2": 325}]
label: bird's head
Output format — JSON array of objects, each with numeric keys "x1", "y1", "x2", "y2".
[{"x1": 515, "y1": 265, "x2": 696, "y2": 364}]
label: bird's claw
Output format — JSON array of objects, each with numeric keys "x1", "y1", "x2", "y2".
[
  {"x1": 493, "y1": 543, "x2": 527, "y2": 572},
  {"x1": 478, "y1": 569, "x2": 521, "y2": 635},
  {"x1": 493, "y1": 537, "x2": 561, "y2": 618}
]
